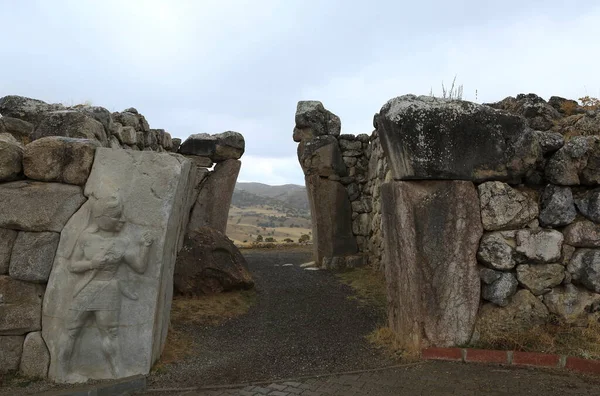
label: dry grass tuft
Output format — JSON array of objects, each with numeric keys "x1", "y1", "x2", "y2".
[
  {"x1": 336, "y1": 267, "x2": 387, "y2": 313},
  {"x1": 473, "y1": 317, "x2": 600, "y2": 359},
  {"x1": 367, "y1": 327, "x2": 420, "y2": 362}
]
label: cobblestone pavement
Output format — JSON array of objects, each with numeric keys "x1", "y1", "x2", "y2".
[{"x1": 151, "y1": 360, "x2": 600, "y2": 396}]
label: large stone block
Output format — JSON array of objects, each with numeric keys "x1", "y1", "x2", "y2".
[
  {"x1": 42, "y1": 148, "x2": 192, "y2": 383},
  {"x1": 381, "y1": 180, "x2": 482, "y2": 348},
  {"x1": 0, "y1": 335, "x2": 24, "y2": 373},
  {"x1": 0, "y1": 95, "x2": 64, "y2": 126},
  {"x1": 33, "y1": 110, "x2": 108, "y2": 147},
  {"x1": 305, "y1": 175, "x2": 357, "y2": 267},
  {"x1": 0, "y1": 276, "x2": 44, "y2": 335},
  {"x1": 0, "y1": 181, "x2": 86, "y2": 232},
  {"x1": 564, "y1": 220, "x2": 600, "y2": 247},
  {"x1": 376, "y1": 95, "x2": 540, "y2": 181},
  {"x1": 0, "y1": 228, "x2": 17, "y2": 274},
  {"x1": 293, "y1": 101, "x2": 341, "y2": 142},
  {"x1": 23, "y1": 136, "x2": 100, "y2": 185},
  {"x1": 19, "y1": 331, "x2": 50, "y2": 378},
  {"x1": 0, "y1": 133, "x2": 23, "y2": 181},
  {"x1": 298, "y1": 135, "x2": 347, "y2": 177},
  {"x1": 9, "y1": 231, "x2": 60, "y2": 283},
  {"x1": 179, "y1": 132, "x2": 245, "y2": 162},
  {"x1": 187, "y1": 159, "x2": 240, "y2": 235},
  {"x1": 546, "y1": 136, "x2": 600, "y2": 185},
  {"x1": 0, "y1": 116, "x2": 35, "y2": 145}
]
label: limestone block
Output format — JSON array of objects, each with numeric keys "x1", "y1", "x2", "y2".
[
  {"x1": 19, "y1": 331, "x2": 50, "y2": 378},
  {"x1": 0, "y1": 228, "x2": 17, "y2": 274},
  {"x1": 478, "y1": 182, "x2": 538, "y2": 231},
  {"x1": 9, "y1": 231, "x2": 60, "y2": 283},
  {"x1": 382, "y1": 180, "x2": 482, "y2": 348},
  {"x1": 42, "y1": 148, "x2": 192, "y2": 383},
  {"x1": 306, "y1": 175, "x2": 357, "y2": 267},
  {"x1": 0, "y1": 276, "x2": 44, "y2": 335},
  {"x1": 23, "y1": 136, "x2": 100, "y2": 185},
  {"x1": 187, "y1": 159, "x2": 240, "y2": 235},
  {"x1": 0, "y1": 133, "x2": 23, "y2": 181},
  {"x1": 0, "y1": 335, "x2": 24, "y2": 373},
  {"x1": 0, "y1": 181, "x2": 86, "y2": 232}
]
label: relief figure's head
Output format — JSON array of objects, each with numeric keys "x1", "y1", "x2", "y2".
[{"x1": 92, "y1": 194, "x2": 125, "y2": 232}]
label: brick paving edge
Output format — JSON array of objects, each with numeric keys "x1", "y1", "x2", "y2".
[
  {"x1": 422, "y1": 347, "x2": 600, "y2": 375},
  {"x1": 145, "y1": 362, "x2": 425, "y2": 393}
]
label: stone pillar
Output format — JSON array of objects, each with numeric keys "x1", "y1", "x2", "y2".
[{"x1": 381, "y1": 181, "x2": 482, "y2": 349}]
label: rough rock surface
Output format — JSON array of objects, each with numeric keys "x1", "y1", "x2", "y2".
[
  {"x1": 42, "y1": 149, "x2": 193, "y2": 382},
  {"x1": 305, "y1": 175, "x2": 357, "y2": 267},
  {"x1": 0, "y1": 335, "x2": 24, "y2": 373},
  {"x1": 543, "y1": 284, "x2": 600, "y2": 324},
  {"x1": 477, "y1": 231, "x2": 517, "y2": 270},
  {"x1": 188, "y1": 159, "x2": 240, "y2": 234},
  {"x1": 174, "y1": 227, "x2": 254, "y2": 295},
  {"x1": 179, "y1": 133, "x2": 216, "y2": 157},
  {"x1": 515, "y1": 229, "x2": 563, "y2": 263},
  {"x1": 486, "y1": 93, "x2": 561, "y2": 131},
  {"x1": 19, "y1": 331, "x2": 50, "y2": 378},
  {"x1": 0, "y1": 116, "x2": 35, "y2": 144},
  {"x1": 298, "y1": 135, "x2": 346, "y2": 177},
  {"x1": 33, "y1": 110, "x2": 108, "y2": 146},
  {"x1": 546, "y1": 136, "x2": 600, "y2": 185},
  {"x1": 0, "y1": 95, "x2": 63, "y2": 126},
  {"x1": 0, "y1": 276, "x2": 44, "y2": 335},
  {"x1": 114, "y1": 125, "x2": 137, "y2": 146},
  {"x1": 376, "y1": 95, "x2": 542, "y2": 181},
  {"x1": 293, "y1": 101, "x2": 341, "y2": 142},
  {"x1": 481, "y1": 271, "x2": 518, "y2": 306},
  {"x1": 382, "y1": 180, "x2": 482, "y2": 348},
  {"x1": 23, "y1": 136, "x2": 100, "y2": 185},
  {"x1": 568, "y1": 249, "x2": 600, "y2": 293},
  {"x1": 478, "y1": 182, "x2": 539, "y2": 231},
  {"x1": 516, "y1": 264, "x2": 565, "y2": 295},
  {"x1": 575, "y1": 188, "x2": 600, "y2": 223},
  {"x1": 0, "y1": 133, "x2": 23, "y2": 181},
  {"x1": 9, "y1": 231, "x2": 60, "y2": 283},
  {"x1": 563, "y1": 220, "x2": 600, "y2": 247},
  {"x1": 476, "y1": 289, "x2": 549, "y2": 335},
  {"x1": 539, "y1": 184, "x2": 576, "y2": 227},
  {"x1": 0, "y1": 181, "x2": 86, "y2": 232},
  {"x1": 211, "y1": 131, "x2": 245, "y2": 162},
  {"x1": 0, "y1": 228, "x2": 18, "y2": 274}
]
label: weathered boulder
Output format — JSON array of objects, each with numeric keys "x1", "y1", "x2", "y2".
[
  {"x1": 516, "y1": 264, "x2": 565, "y2": 295},
  {"x1": 70, "y1": 105, "x2": 114, "y2": 133},
  {"x1": 23, "y1": 137, "x2": 100, "y2": 185},
  {"x1": 171, "y1": 138, "x2": 181, "y2": 152},
  {"x1": 19, "y1": 331, "x2": 50, "y2": 378},
  {"x1": 211, "y1": 131, "x2": 245, "y2": 162},
  {"x1": 546, "y1": 136, "x2": 600, "y2": 185},
  {"x1": 575, "y1": 188, "x2": 600, "y2": 223},
  {"x1": 535, "y1": 130, "x2": 565, "y2": 153},
  {"x1": 564, "y1": 220, "x2": 600, "y2": 247},
  {"x1": 298, "y1": 135, "x2": 347, "y2": 177},
  {"x1": 0, "y1": 116, "x2": 35, "y2": 144},
  {"x1": 43, "y1": 148, "x2": 193, "y2": 382},
  {"x1": 9, "y1": 232, "x2": 60, "y2": 283},
  {"x1": 33, "y1": 111, "x2": 108, "y2": 146},
  {"x1": 539, "y1": 185, "x2": 576, "y2": 227},
  {"x1": 112, "y1": 111, "x2": 141, "y2": 131},
  {"x1": 108, "y1": 135, "x2": 121, "y2": 149},
  {"x1": 485, "y1": 94, "x2": 561, "y2": 131},
  {"x1": 478, "y1": 182, "x2": 538, "y2": 231},
  {"x1": 114, "y1": 125, "x2": 137, "y2": 146},
  {"x1": 186, "y1": 155, "x2": 213, "y2": 169},
  {"x1": 187, "y1": 159, "x2": 240, "y2": 234},
  {"x1": 481, "y1": 270, "x2": 518, "y2": 306},
  {"x1": 548, "y1": 96, "x2": 583, "y2": 116},
  {"x1": 476, "y1": 289, "x2": 549, "y2": 335},
  {"x1": 0, "y1": 95, "x2": 63, "y2": 126},
  {"x1": 293, "y1": 101, "x2": 341, "y2": 142},
  {"x1": 543, "y1": 284, "x2": 600, "y2": 324},
  {"x1": 179, "y1": 133, "x2": 216, "y2": 156},
  {"x1": 306, "y1": 175, "x2": 357, "y2": 267},
  {"x1": 568, "y1": 249, "x2": 600, "y2": 293},
  {"x1": 552, "y1": 112, "x2": 600, "y2": 138},
  {"x1": 376, "y1": 95, "x2": 542, "y2": 181},
  {"x1": 174, "y1": 227, "x2": 253, "y2": 295},
  {"x1": 0, "y1": 133, "x2": 23, "y2": 181},
  {"x1": 0, "y1": 228, "x2": 17, "y2": 274},
  {"x1": 515, "y1": 229, "x2": 563, "y2": 263},
  {"x1": 382, "y1": 180, "x2": 482, "y2": 348},
  {"x1": 0, "y1": 276, "x2": 44, "y2": 335},
  {"x1": 0, "y1": 335, "x2": 24, "y2": 373},
  {"x1": 477, "y1": 231, "x2": 517, "y2": 270},
  {"x1": 0, "y1": 181, "x2": 86, "y2": 232}
]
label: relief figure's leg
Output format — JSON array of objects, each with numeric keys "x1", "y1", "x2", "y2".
[
  {"x1": 96, "y1": 310, "x2": 121, "y2": 377},
  {"x1": 57, "y1": 310, "x2": 89, "y2": 376}
]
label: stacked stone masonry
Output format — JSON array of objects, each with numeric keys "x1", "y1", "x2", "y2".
[{"x1": 0, "y1": 95, "x2": 246, "y2": 382}]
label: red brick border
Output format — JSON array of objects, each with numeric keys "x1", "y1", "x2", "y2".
[{"x1": 421, "y1": 348, "x2": 600, "y2": 376}]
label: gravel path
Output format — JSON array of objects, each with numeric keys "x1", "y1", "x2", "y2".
[{"x1": 148, "y1": 247, "x2": 393, "y2": 389}]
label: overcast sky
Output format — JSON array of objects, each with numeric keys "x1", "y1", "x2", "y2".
[{"x1": 2, "y1": 1, "x2": 599, "y2": 185}]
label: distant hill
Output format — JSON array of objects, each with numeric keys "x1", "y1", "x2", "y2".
[{"x1": 233, "y1": 182, "x2": 309, "y2": 212}]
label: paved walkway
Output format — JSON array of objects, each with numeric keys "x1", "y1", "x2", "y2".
[{"x1": 155, "y1": 360, "x2": 600, "y2": 396}]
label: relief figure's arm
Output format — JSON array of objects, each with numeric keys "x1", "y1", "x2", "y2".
[
  {"x1": 66, "y1": 243, "x2": 96, "y2": 273},
  {"x1": 125, "y1": 232, "x2": 154, "y2": 274}
]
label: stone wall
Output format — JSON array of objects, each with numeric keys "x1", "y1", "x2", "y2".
[{"x1": 0, "y1": 95, "x2": 245, "y2": 381}]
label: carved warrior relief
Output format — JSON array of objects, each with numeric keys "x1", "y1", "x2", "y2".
[{"x1": 54, "y1": 192, "x2": 154, "y2": 382}]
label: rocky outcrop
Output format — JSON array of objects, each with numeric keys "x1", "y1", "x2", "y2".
[
  {"x1": 485, "y1": 93, "x2": 561, "y2": 131},
  {"x1": 174, "y1": 227, "x2": 254, "y2": 295},
  {"x1": 382, "y1": 180, "x2": 482, "y2": 348}
]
